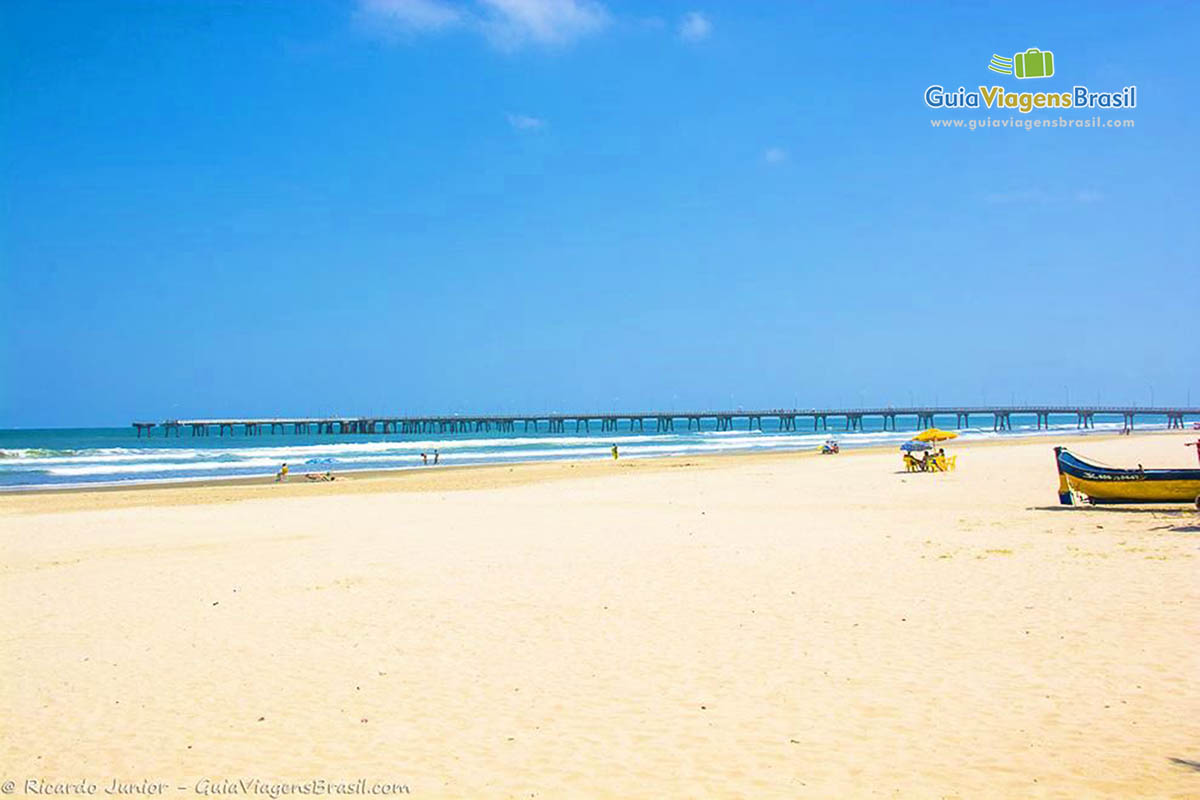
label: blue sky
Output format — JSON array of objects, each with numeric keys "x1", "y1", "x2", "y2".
[{"x1": 2, "y1": 1, "x2": 1197, "y2": 426}]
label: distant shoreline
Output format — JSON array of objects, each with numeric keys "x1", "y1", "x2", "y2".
[
  {"x1": 0, "y1": 421, "x2": 1187, "y2": 496},
  {"x1": 2, "y1": 429, "x2": 1190, "y2": 515}
]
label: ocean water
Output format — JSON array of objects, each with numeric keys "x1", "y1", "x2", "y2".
[{"x1": 0, "y1": 414, "x2": 1169, "y2": 490}]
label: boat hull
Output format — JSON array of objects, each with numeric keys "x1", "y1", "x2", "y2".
[{"x1": 1054, "y1": 447, "x2": 1200, "y2": 505}]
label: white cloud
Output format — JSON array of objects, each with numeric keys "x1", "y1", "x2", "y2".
[
  {"x1": 356, "y1": 0, "x2": 609, "y2": 49},
  {"x1": 480, "y1": 0, "x2": 609, "y2": 48},
  {"x1": 763, "y1": 147, "x2": 788, "y2": 165},
  {"x1": 678, "y1": 11, "x2": 711, "y2": 42},
  {"x1": 507, "y1": 113, "x2": 545, "y2": 130},
  {"x1": 356, "y1": 0, "x2": 463, "y2": 33}
]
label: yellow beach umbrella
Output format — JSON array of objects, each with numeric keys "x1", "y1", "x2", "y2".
[{"x1": 913, "y1": 428, "x2": 958, "y2": 443}]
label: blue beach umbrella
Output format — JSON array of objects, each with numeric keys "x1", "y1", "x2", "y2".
[{"x1": 900, "y1": 440, "x2": 932, "y2": 452}]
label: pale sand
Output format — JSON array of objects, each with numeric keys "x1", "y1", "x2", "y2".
[{"x1": 2, "y1": 433, "x2": 1198, "y2": 798}]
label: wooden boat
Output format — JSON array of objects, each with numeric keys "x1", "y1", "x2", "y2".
[{"x1": 1054, "y1": 446, "x2": 1200, "y2": 506}]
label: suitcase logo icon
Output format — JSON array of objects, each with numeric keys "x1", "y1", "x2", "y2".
[{"x1": 988, "y1": 48, "x2": 1055, "y2": 79}]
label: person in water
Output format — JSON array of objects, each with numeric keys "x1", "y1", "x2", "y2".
[
  {"x1": 420, "y1": 452, "x2": 428, "y2": 465},
  {"x1": 611, "y1": 444, "x2": 619, "y2": 460},
  {"x1": 433, "y1": 449, "x2": 439, "y2": 465}
]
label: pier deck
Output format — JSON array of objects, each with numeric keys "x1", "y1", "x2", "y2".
[{"x1": 132, "y1": 407, "x2": 1200, "y2": 437}]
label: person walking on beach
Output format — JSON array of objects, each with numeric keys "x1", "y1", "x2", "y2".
[
  {"x1": 611, "y1": 444, "x2": 619, "y2": 460},
  {"x1": 276, "y1": 462, "x2": 289, "y2": 482}
]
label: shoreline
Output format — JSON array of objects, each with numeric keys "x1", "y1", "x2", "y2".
[
  {"x1": 1, "y1": 428, "x2": 1187, "y2": 514},
  {"x1": 2, "y1": 421, "x2": 1185, "y2": 497}
]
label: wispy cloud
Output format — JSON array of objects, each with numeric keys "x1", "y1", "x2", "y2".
[
  {"x1": 356, "y1": 0, "x2": 609, "y2": 49},
  {"x1": 507, "y1": 113, "x2": 545, "y2": 130},
  {"x1": 763, "y1": 147, "x2": 788, "y2": 165},
  {"x1": 480, "y1": 0, "x2": 608, "y2": 48},
  {"x1": 678, "y1": 11, "x2": 711, "y2": 42},
  {"x1": 356, "y1": 0, "x2": 463, "y2": 34}
]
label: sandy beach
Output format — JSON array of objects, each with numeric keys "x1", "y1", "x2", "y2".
[{"x1": 1, "y1": 432, "x2": 1197, "y2": 798}]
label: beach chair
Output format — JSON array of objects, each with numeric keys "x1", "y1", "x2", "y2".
[
  {"x1": 945, "y1": 455, "x2": 957, "y2": 471},
  {"x1": 929, "y1": 455, "x2": 947, "y2": 472}
]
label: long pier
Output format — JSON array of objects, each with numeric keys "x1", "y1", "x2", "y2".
[{"x1": 132, "y1": 406, "x2": 1200, "y2": 437}]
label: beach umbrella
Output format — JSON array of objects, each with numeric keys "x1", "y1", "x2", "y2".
[
  {"x1": 900, "y1": 440, "x2": 932, "y2": 452},
  {"x1": 913, "y1": 428, "x2": 958, "y2": 443}
]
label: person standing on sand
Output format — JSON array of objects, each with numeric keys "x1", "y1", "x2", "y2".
[{"x1": 276, "y1": 462, "x2": 289, "y2": 482}]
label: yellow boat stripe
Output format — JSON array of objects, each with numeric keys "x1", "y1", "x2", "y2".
[{"x1": 1065, "y1": 474, "x2": 1200, "y2": 503}]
